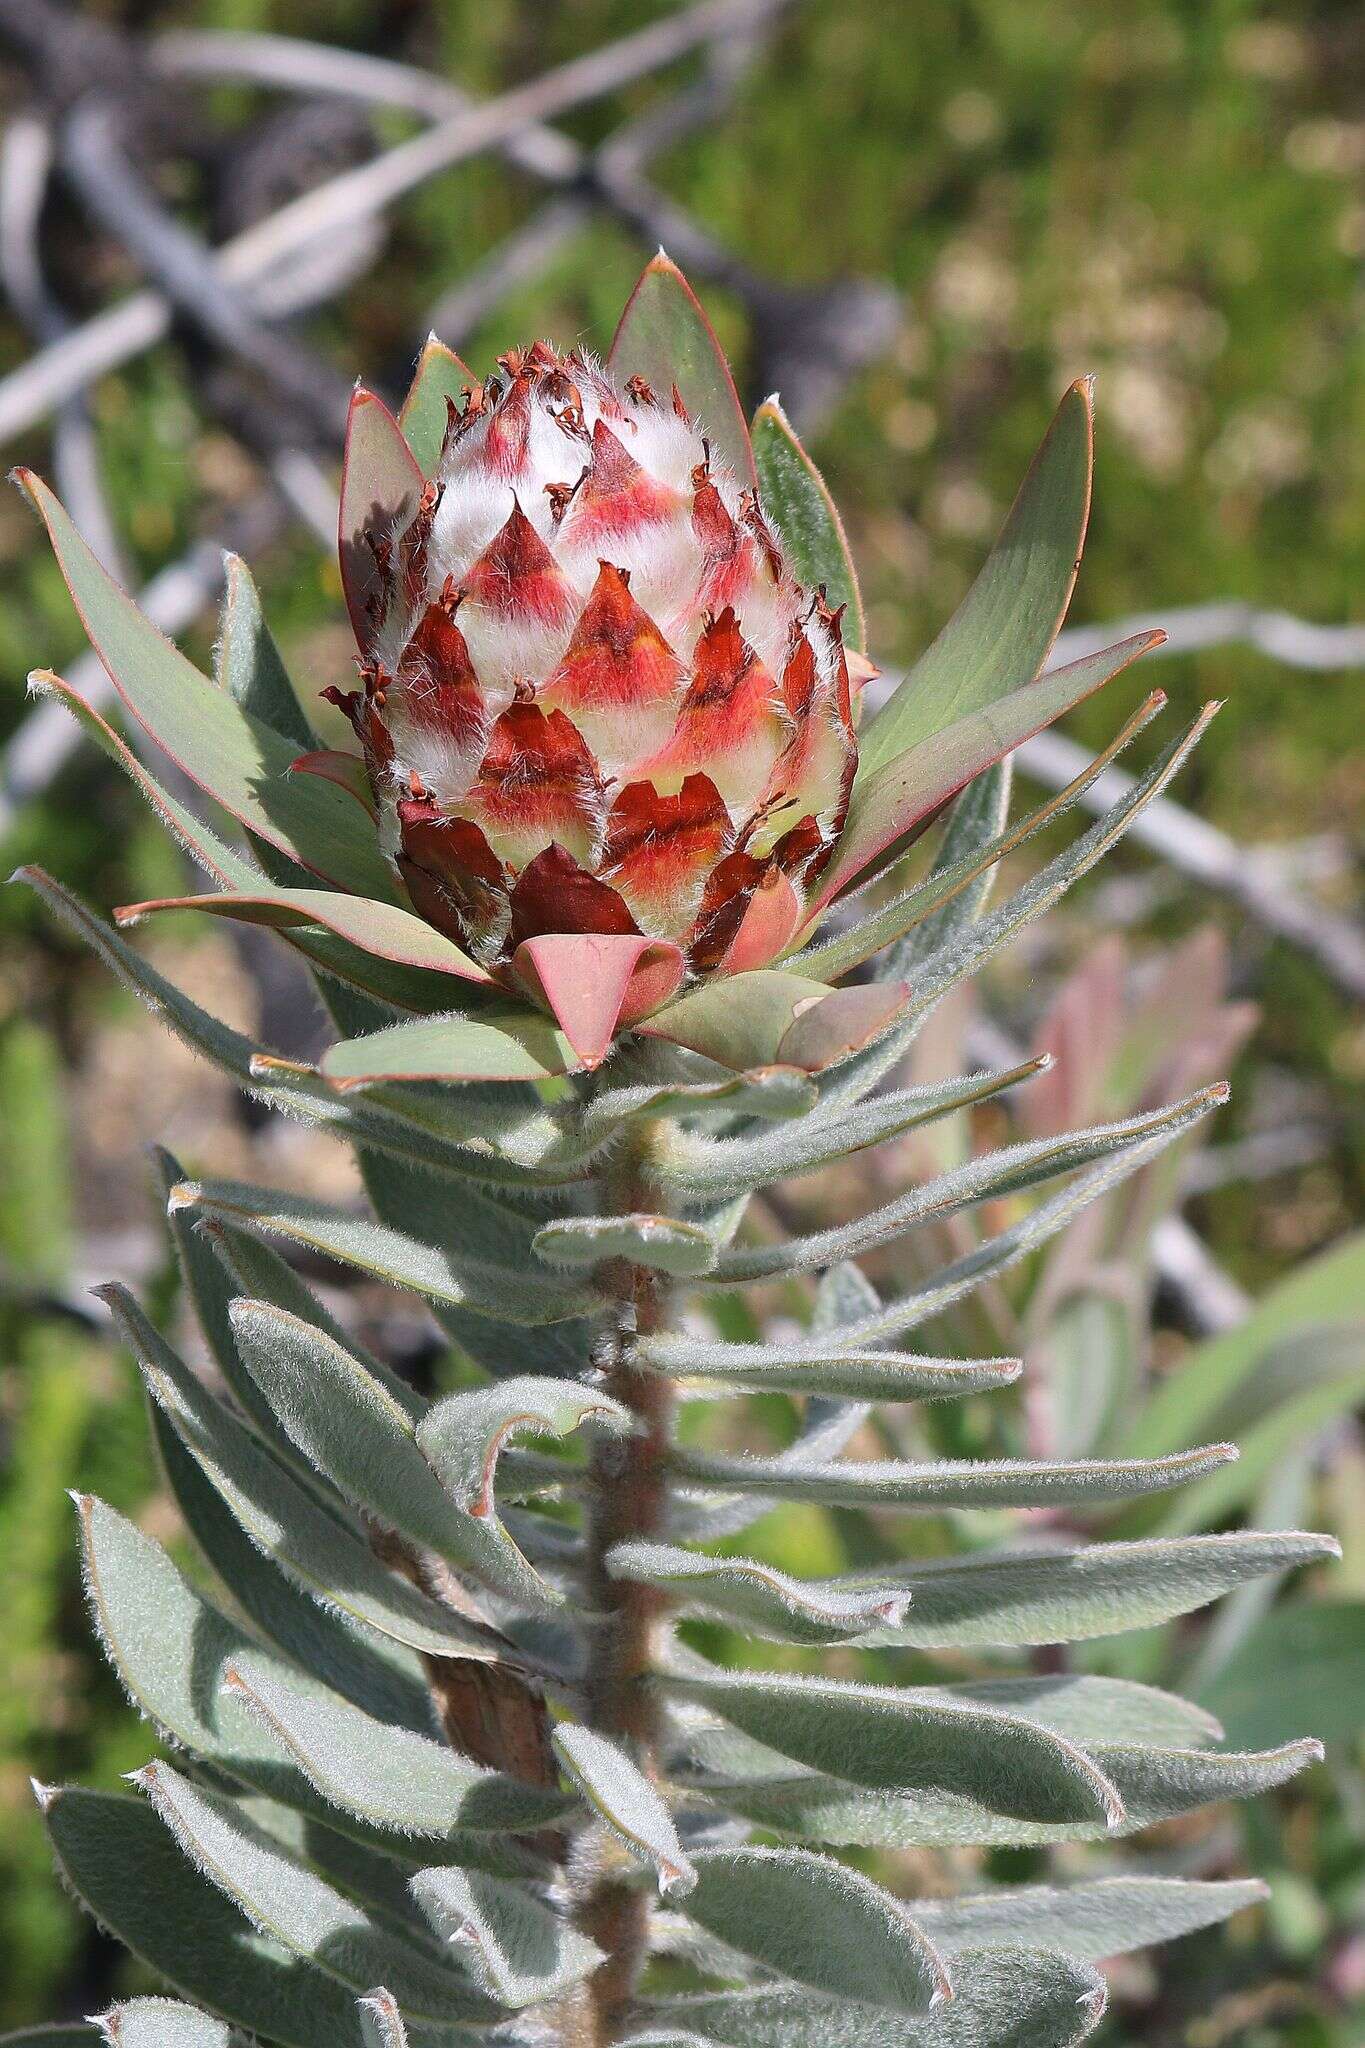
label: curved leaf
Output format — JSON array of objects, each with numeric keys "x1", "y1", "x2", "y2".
[
  {"x1": 217, "y1": 553, "x2": 316, "y2": 749},
  {"x1": 533, "y1": 1213, "x2": 718, "y2": 1278},
  {"x1": 670, "y1": 1442, "x2": 1235, "y2": 1510},
  {"x1": 607, "y1": 1541, "x2": 911, "y2": 1645},
  {"x1": 115, "y1": 885, "x2": 490, "y2": 987},
  {"x1": 223, "y1": 1655, "x2": 572, "y2": 1836},
  {"x1": 659, "y1": 1669, "x2": 1125, "y2": 1825},
  {"x1": 857, "y1": 380, "x2": 1094, "y2": 780},
  {"x1": 416, "y1": 1378, "x2": 634, "y2": 1519},
  {"x1": 133, "y1": 1763, "x2": 495, "y2": 2025},
  {"x1": 682, "y1": 1846, "x2": 947, "y2": 2011},
  {"x1": 608, "y1": 253, "x2": 755, "y2": 485},
  {"x1": 641, "y1": 1946, "x2": 1106, "y2": 2048},
  {"x1": 17, "y1": 472, "x2": 395, "y2": 900},
  {"x1": 912, "y1": 1875, "x2": 1266, "y2": 1960},
  {"x1": 551, "y1": 1724, "x2": 695, "y2": 1896},
  {"x1": 751, "y1": 396, "x2": 863, "y2": 649},
  {"x1": 410, "y1": 1864, "x2": 602, "y2": 2008}
]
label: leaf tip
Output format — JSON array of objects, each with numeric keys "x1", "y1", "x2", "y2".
[
  {"x1": 166, "y1": 1180, "x2": 203, "y2": 1214},
  {"x1": 30, "y1": 1776, "x2": 57, "y2": 1812}
]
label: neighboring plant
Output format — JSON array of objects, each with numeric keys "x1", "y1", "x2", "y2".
[{"x1": 11, "y1": 257, "x2": 1338, "y2": 2048}]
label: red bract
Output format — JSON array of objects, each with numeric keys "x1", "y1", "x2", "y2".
[{"x1": 334, "y1": 326, "x2": 857, "y2": 993}]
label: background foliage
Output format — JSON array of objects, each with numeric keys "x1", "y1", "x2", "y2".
[{"x1": 0, "y1": 2, "x2": 1360, "y2": 2044}]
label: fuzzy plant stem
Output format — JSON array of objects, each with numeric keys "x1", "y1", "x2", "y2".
[{"x1": 568, "y1": 1124, "x2": 679, "y2": 2043}]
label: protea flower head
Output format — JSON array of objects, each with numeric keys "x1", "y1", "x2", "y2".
[{"x1": 18, "y1": 253, "x2": 1167, "y2": 1079}]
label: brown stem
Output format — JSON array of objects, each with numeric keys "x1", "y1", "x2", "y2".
[{"x1": 569, "y1": 1138, "x2": 678, "y2": 2044}]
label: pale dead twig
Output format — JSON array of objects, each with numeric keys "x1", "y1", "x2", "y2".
[{"x1": 0, "y1": 0, "x2": 789, "y2": 447}]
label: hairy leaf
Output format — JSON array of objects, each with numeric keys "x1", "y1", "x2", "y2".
[
  {"x1": 133, "y1": 1763, "x2": 496, "y2": 2024},
  {"x1": 416, "y1": 1378, "x2": 634, "y2": 1519},
  {"x1": 714, "y1": 1088, "x2": 1225, "y2": 1281},
  {"x1": 223, "y1": 1655, "x2": 572, "y2": 1835},
  {"x1": 694, "y1": 1738, "x2": 1324, "y2": 1847},
  {"x1": 669, "y1": 1442, "x2": 1234, "y2": 1510},
  {"x1": 682, "y1": 1846, "x2": 947, "y2": 2010},
  {"x1": 532, "y1": 1213, "x2": 719, "y2": 1277},
  {"x1": 607, "y1": 1541, "x2": 910, "y2": 1645},
  {"x1": 840, "y1": 1531, "x2": 1342, "y2": 1648},
  {"x1": 638, "y1": 1331, "x2": 1018, "y2": 1403},
  {"x1": 659, "y1": 1669, "x2": 1125, "y2": 1825},
  {"x1": 912, "y1": 1876, "x2": 1266, "y2": 1959},
  {"x1": 94, "y1": 2000, "x2": 230, "y2": 2048},
  {"x1": 652, "y1": 1060, "x2": 1047, "y2": 1200},
  {"x1": 105, "y1": 1285, "x2": 503, "y2": 1660},
  {"x1": 227, "y1": 1301, "x2": 576, "y2": 1613},
  {"x1": 39, "y1": 1786, "x2": 371, "y2": 2048},
  {"x1": 551, "y1": 1724, "x2": 695, "y2": 1896},
  {"x1": 642, "y1": 1945, "x2": 1106, "y2": 2048},
  {"x1": 410, "y1": 1864, "x2": 602, "y2": 2007},
  {"x1": 167, "y1": 1179, "x2": 597, "y2": 1326}
]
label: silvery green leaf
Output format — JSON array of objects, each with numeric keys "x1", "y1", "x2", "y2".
[
  {"x1": 204, "y1": 1196, "x2": 424, "y2": 1421},
  {"x1": 658, "y1": 1669, "x2": 1125, "y2": 1826},
  {"x1": 353, "y1": 1147, "x2": 597, "y2": 1381},
  {"x1": 167, "y1": 1177, "x2": 598, "y2": 1327},
  {"x1": 73, "y1": 1490, "x2": 421, "y2": 1827},
  {"x1": 148, "y1": 1409, "x2": 432, "y2": 1732},
  {"x1": 227, "y1": 1301, "x2": 575, "y2": 1615},
  {"x1": 607, "y1": 1542, "x2": 910, "y2": 1645},
  {"x1": 925, "y1": 1675, "x2": 1219, "y2": 1749},
  {"x1": 840, "y1": 1531, "x2": 1341, "y2": 1648},
  {"x1": 223, "y1": 1655, "x2": 573, "y2": 1836},
  {"x1": 912, "y1": 1875, "x2": 1266, "y2": 1960},
  {"x1": 93, "y1": 2000, "x2": 232, "y2": 2048},
  {"x1": 637, "y1": 1329, "x2": 1019, "y2": 1402},
  {"x1": 216, "y1": 553, "x2": 315, "y2": 749},
  {"x1": 669, "y1": 1442, "x2": 1235, "y2": 1510},
  {"x1": 551, "y1": 1724, "x2": 695, "y2": 1896},
  {"x1": 104, "y1": 1286, "x2": 504, "y2": 1661},
  {"x1": 694, "y1": 1738, "x2": 1323, "y2": 1847},
  {"x1": 410, "y1": 1865, "x2": 602, "y2": 2007},
  {"x1": 38, "y1": 1785, "x2": 371, "y2": 2048},
  {"x1": 883, "y1": 756, "x2": 1013, "y2": 977},
  {"x1": 132, "y1": 1762, "x2": 495, "y2": 2025},
  {"x1": 233, "y1": 1782, "x2": 549, "y2": 1898},
  {"x1": 640, "y1": 1944, "x2": 1105, "y2": 2048},
  {"x1": 822, "y1": 704, "x2": 1217, "y2": 1106},
  {"x1": 652, "y1": 1059, "x2": 1046, "y2": 1200},
  {"x1": 533, "y1": 1213, "x2": 719, "y2": 1277},
  {"x1": 355, "y1": 1991, "x2": 406, "y2": 2048},
  {"x1": 681, "y1": 1846, "x2": 948, "y2": 2010},
  {"x1": 19, "y1": 871, "x2": 566, "y2": 1194},
  {"x1": 417, "y1": 1378, "x2": 634, "y2": 1520},
  {"x1": 821, "y1": 1132, "x2": 1216, "y2": 1349},
  {"x1": 153, "y1": 1148, "x2": 354, "y2": 1497},
  {"x1": 795, "y1": 694, "x2": 1162, "y2": 982},
  {"x1": 580, "y1": 1063, "x2": 818, "y2": 1142},
  {"x1": 714, "y1": 1088, "x2": 1224, "y2": 1282}
]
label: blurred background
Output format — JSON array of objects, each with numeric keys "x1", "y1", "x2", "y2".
[{"x1": 0, "y1": 2, "x2": 1361, "y2": 2042}]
